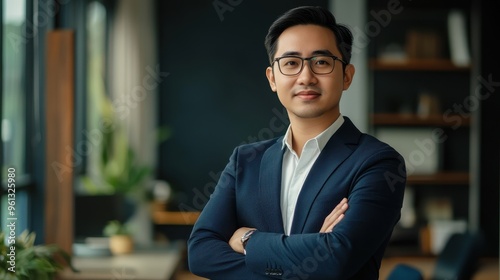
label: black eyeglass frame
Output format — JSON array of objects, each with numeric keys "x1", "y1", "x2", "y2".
[{"x1": 271, "y1": 55, "x2": 347, "y2": 76}]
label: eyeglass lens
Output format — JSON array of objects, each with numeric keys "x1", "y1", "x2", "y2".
[{"x1": 277, "y1": 56, "x2": 336, "y2": 75}]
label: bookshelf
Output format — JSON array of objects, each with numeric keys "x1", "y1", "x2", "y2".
[{"x1": 367, "y1": 0, "x2": 478, "y2": 256}]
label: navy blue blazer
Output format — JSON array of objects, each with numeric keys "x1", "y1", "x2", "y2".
[{"x1": 188, "y1": 117, "x2": 406, "y2": 279}]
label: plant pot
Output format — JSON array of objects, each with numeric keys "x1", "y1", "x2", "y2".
[{"x1": 109, "y1": 235, "x2": 134, "y2": 255}]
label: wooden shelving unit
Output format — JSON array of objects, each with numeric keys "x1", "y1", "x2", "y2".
[
  {"x1": 368, "y1": 0, "x2": 477, "y2": 257},
  {"x1": 407, "y1": 172, "x2": 469, "y2": 185}
]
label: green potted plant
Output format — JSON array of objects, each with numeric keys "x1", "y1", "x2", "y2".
[
  {"x1": 103, "y1": 220, "x2": 134, "y2": 255},
  {"x1": 80, "y1": 123, "x2": 152, "y2": 197},
  {"x1": 0, "y1": 230, "x2": 76, "y2": 280}
]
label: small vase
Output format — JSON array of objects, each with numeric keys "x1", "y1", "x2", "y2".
[{"x1": 109, "y1": 235, "x2": 134, "y2": 255}]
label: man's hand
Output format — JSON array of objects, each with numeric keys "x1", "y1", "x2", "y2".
[
  {"x1": 229, "y1": 227, "x2": 257, "y2": 254},
  {"x1": 320, "y1": 198, "x2": 348, "y2": 233}
]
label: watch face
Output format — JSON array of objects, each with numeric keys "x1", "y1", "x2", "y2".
[{"x1": 241, "y1": 230, "x2": 255, "y2": 246}]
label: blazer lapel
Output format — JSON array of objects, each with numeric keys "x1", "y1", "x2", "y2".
[
  {"x1": 290, "y1": 118, "x2": 361, "y2": 233},
  {"x1": 259, "y1": 137, "x2": 285, "y2": 233}
]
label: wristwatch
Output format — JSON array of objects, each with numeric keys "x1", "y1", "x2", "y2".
[{"x1": 241, "y1": 229, "x2": 256, "y2": 253}]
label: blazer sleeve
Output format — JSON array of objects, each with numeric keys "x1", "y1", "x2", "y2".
[
  {"x1": 244, "y1": 147, "x2": 406, "y2": 279},
  {"x1": 187, "y1": 148, "x2": 269, "y2": 279}
]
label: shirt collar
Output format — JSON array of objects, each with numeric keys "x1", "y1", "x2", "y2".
[{"x1": 281, "y1": 115, "x2": 345, "y2": 152}]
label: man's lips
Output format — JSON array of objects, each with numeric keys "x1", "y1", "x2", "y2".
[{"x1": 295, "y1": 90, "x2": 321, "y2": 100}]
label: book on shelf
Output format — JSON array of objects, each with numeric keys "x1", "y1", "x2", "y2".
[{"x1": 448, "y1": 9, "x2": 470, "y2": 67}]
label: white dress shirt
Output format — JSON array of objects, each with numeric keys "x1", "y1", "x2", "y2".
[{"x1": 280, "y1": 115, "x2": 345, "y2": 235}]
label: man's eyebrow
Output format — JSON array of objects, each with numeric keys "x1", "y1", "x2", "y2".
[
  {"x1": 279, "y1": 50, "x2": 334, "y2": 57},
  {"x1": 280, "y1": 51, "x2": 301, "y2": 57},
  {"x1": 311, "y1": 50, "x2": 334, "y2": 56}
]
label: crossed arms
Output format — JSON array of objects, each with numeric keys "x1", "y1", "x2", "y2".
[
  {"x1": 188, "y1": 140, "x2": 405, "y2": 279},
  {"x1": 229, "y1": 198, "x2": 349, "y2": 254}
]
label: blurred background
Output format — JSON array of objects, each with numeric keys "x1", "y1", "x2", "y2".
[{"x1": 1, "y1": 0, "x2": 498, "y2": 279}]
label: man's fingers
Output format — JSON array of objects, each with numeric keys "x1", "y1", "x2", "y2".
[
  {"x1": 327, "y1": 203, "x2": 348, "y2": 225},
  {"x1": 326, "y1": 213, "x2": 345, "y2": 232},
  {"x1": 320, "y1": 198, "x2": 348, "y2": 233},
  {"x1": 326, "y1": 200, "x2": 348, "y2": 221}
]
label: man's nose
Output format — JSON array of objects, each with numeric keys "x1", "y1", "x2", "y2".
[{"x1": 297, "y1": 62, "x2": 318, "y2": 85}]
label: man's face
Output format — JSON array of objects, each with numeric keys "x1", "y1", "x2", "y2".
[{"x1": 266, "y1": 24, "x2": 354, "y2": 123}]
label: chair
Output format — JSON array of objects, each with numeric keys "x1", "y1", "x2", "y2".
[
  {"x1": 387, "y1": 263, "x2": 423, "y2": 280},
  {"x1": 386, "y1": 231, "x2": 484, "y2": 280},
  {"x1": 432, "y1": 231, "x2": 484, "y2": 280}
]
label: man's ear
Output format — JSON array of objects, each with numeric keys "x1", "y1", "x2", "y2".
[
  {"x1": 342, "y1": 64, "x2": 355, "y2": 90},
  {"x1": 266, "y1": 66, "x2": 277, "y2": 92}
]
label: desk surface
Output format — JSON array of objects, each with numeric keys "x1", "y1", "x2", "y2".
[{"x1": 59, "y1": 242, "x2": 183, "y2": 280}]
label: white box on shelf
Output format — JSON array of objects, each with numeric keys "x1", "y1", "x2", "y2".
[
  {"x1": 376, "y1": 127, "x2": 441, "y2": 175},
  {"x1": 429, "y1": 219, "x2": 468, "y2": 255}
]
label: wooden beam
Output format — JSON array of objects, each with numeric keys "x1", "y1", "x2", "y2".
[{"x1": 45, "y1": 30, "x2": 75, "y2": 254}]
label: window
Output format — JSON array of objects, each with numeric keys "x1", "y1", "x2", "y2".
[
  {"x1": 84, "y1": 0, "x2": 108, "y2": 192},
  {"x1": 1, "y1": 0, "x2": 30, "y2": 235}
]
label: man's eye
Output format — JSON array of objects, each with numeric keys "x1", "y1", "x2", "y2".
[
  {"x1": 315, "y1": 59, "x2": 331, "y2": 66},
  {"x1": 283, "y1": 60, "x2": 299, "y2": 67}
]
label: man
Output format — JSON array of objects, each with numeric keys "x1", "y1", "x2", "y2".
[{"x1": 188, "y1": 6, "x2": 405, "y2": 279}]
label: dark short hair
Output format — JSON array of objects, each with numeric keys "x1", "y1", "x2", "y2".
[{"x1": 264, "y1": 6, "x2": 353, "y2": 65}]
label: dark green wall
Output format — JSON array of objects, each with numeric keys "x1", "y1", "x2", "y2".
[{"x1": 157, "y1": 1, "x2": 328, "y2": 212}]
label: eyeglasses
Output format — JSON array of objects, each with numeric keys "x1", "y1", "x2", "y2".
[{"x1": 272, "y1": 55, "x2": 347, "y2": 76}]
